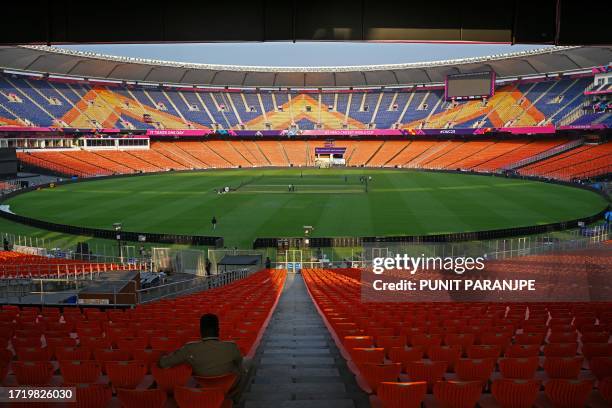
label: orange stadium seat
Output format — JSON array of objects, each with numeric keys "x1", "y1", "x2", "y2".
[
  {"x1": 455, "y1": 358, "x2": 496, "y2": 382},
  {"x1": 106, "y1": 360, "x2": 147, "y2": 389},
  {"x1": 72, "y1": 384, "x2": 113, "y2": 408},
  {"x1": 433, "y1": 380, "x2": 483, "y2": 408},
  {"x1": 543, "y1": 357, "x2": 583, "y2": 379},
  {"x1": 357, "y1": 362, "x2": 402, "y2": 394},
  {"x1": 491, "y1": 378, "x2": 541, "y2": 408},
  {"x1": 499, "y1": 357, "x2": 539, "y2": 379},
  {"x1": 376, "y1": 381, "x2": 427, "y2": 408},
  {"x1": 545, "y1": 379, "x2": 594, "y2": 408},
  {"x1": 174, "y1": 386, "x2": 226, "y2": 408},
  {"x1": 59, "y1": 360, "x2": 102, "y2": 384},
  {"x1": 151, "y1": 364, "x2": 192, "y2": 393},
  {"x1": 194, "y1": 373, "x2": 238, "y2": 395},
  {"x1": 599, "y1": 377, "x2": 612, "y2": 405},
  {"x1": 12, "y1": 361, "x2": 54, "y2": 385},
  {"x1": 117, "y1": 388, "x2": 168, "y2": 408}
]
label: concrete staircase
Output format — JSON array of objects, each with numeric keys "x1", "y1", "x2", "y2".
[{"x1": 240, "y1": 273, "x2": 369, "y2": 408}]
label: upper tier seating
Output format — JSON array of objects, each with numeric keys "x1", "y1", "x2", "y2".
[{"x1": 0, "y1": 74, "x2": 604, "y2": 130}]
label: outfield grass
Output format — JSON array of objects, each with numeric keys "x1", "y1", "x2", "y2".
[{"x1": 4, "y1": 169, "x2": 608, "y2": 248}]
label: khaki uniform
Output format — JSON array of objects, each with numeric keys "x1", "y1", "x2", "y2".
[{"x1": 158, "y1": 337, "x2": 243, "y2": 377}]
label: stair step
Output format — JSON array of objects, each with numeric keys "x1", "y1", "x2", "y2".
[
  {"x1": 253, "y1": 376, "x2": 343, "y2": 384},
  {"x1": 245, "y1": 399, "x2": 355, "y2": 408},
  {"x1": 255, "y1": 368, "x2": 340, "y2": 377},
  {"x1": 264, "y1": 341, "x2": 329, "y2": 348},
  {"x1": 263, "y1": 348, "x2": 332, "y2": 355},
  {"x1": 260, "y1": 356, "x2": 337, "y2": 365},
  {"x1": 267, "y1": 334, "x2": 327, "y2": 340}
]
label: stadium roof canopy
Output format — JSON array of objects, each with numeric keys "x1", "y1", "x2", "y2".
[
  {"x1": 0, "y1": 1, "x2": 609, "y2": 45},
  {"x1": 0, "y1": 45, "x2": 610, "y2": 88}
]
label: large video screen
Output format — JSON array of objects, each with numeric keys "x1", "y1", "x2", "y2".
[
  {"x1": 0, "y1": 148, "x2": 17, "y2": 178},
  {"x1": 445, "y1": 71, "x2": 495, "y2": 100}
]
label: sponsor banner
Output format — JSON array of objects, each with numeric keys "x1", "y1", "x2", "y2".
[
  {"x1": 558, "y1": 124, "x2": 608, "y2": 130},
  {"x1": 496, "y1": 125, "x2": 556, "y2": 134},
  {"x1": 405, "y1": 126, "x2": 556, "y2": 136},
  {"x1": 0, "y1": 124, "x2": 601, "y2": 136},
  {"x1": 299, "y1": 129, "x2": 404, "y2": 136},
  {"x1": 314, "y1": 147, "x2": 347, "y2": 155},
  {"x1": 231, "y1": 130, "x2": 283, "y2": 136},
  {"x1": 0, "y1": 126, "x2": 53, "y2": 132},
  {"x1": 61, "y1": 128, "x2": 103, "y2": 134},
  {"x1": 584, "y1": 89, "x2": 612, "y2": 96},
  {"x1": 145, "y1": 129, "x2": 216, "y2": 136},
  {"x1": 406, "y1": 128, "x2": 483, "y2": 135}
]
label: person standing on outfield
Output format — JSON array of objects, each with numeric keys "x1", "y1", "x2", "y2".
[{"x1": 211, "y1": 216, "x2": 217, "y2": 230}]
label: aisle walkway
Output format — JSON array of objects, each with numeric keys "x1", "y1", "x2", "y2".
[{"x1": 240, "y1": 273, "x2": 369, "y2": 408}]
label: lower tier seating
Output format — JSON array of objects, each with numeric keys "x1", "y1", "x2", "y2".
[
  {"x1": 302, "y1": 268, "x2": 612, "y2": 408},
  {"x1": 17, "y1": 139, "x2": 610, "y2": 181},
  {"x1": 0, "y1": 268, "x2": 286, "y2": 407},
  {"x1": 518, "y1": 142, "x2": 612, "y2": 180}
]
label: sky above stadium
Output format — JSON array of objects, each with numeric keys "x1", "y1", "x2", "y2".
[{"x1": 58, "y1": 42, "x2": 553, "y2": 67}]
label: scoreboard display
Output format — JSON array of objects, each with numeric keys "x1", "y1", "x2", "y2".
[{"x1": 445, "y1": 71, "x2": 495, "y2": 100}]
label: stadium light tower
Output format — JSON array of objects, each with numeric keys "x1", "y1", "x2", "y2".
[{"x1": 113, "y1": 222, "x2": 123, "y2": 261}]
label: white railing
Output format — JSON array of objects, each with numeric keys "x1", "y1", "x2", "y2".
[
  {"x1": 558, "y1": 100, "x2": 591, "y2": 126},
  {"x1": 503, "y1": 138, "x2": 585, "y2": 170}
]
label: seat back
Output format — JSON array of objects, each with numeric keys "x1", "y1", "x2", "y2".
[
  {"x1": 117, "y1": 388, "x2": 167, "y2": 408},
  {"x1": 151, "y1": 364, "x2": 192, "y2": 392},
  {"x1": 174, "y1": 386, "x2": 225, "y2": 408},
  {"x1": 377, "y1": 381, "x2": 427, "y2": 408},
  {"x1": 589, "y1": 356, "x2": 612, "y2": 380},
  {"x1": 545, "y1": 379, "x2": 593, "y2": 408},
  {"x1": 59, "y1": 360, "x2": 102, "y2": 384},
  {"x1": 492, "y1": 378, "x2": 541, "y2": 408},
  {"x1": 350, "y1": 348, "x2": 385, "y2": 365},
  {"x1": 543, "y1": 357, "x2": 583, "y2": 379},
  {"x1": 358, "y1": 363, "x2": 401, "y2": 394},
  {"x1": 73, "y1": 384, "x2": 112, "y2": 408},
  {"x1": 405, "y1": 361, "x2": 447, "y2": 391},
  {"x1": 106, "y1": 360, "x2": 147, "y2": 389},
  {"x1": 193, "y1": 373, "x2": 238, "y2": 394},
  {"x1": 433, "y1": 380, "x2": 483, "y2": 408},
  {"x1": 499, "y1": 357, "x2": 539, "y2": 379},
  {"x1": 455, "y1": 358, "x2": 496, "y2": 382},
  {"x1": 599, "y1": 377, "x2": 612, "y2": 404},
  {"x1": 12, "y1": 361, "x2": 54, "y2": 385}
]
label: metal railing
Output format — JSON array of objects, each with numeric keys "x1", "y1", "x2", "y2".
[
  {"x1": 503, "y1": 138, "x2": 585, "y2": 170},
  {"x1": 0, "y1": 276, "x2": 138, "y2": 306},
  {"x1": 0, "y1": 266, "x2": 256, "y2": 306},
  {"x1": 0, "y1": 262, "x2": 149, "y2": 280},
  {"x1": 271, "y1": 224, "x2": 610, "y2": 270},
  {"x1": 137, "y1": 268, "x2": 253, "y2": 303},
  {"x1": 0, "y1": 231, "x2": 149, "y2": 265}
]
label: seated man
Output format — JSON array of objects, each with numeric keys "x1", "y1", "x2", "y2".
[{"x1": 158, "y1": 313, "x2": 250, "y2": 397}]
